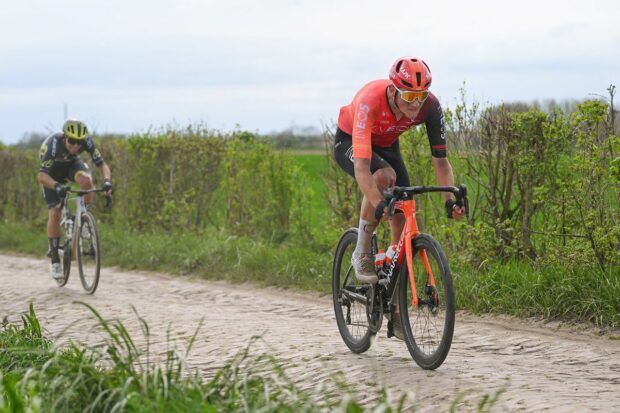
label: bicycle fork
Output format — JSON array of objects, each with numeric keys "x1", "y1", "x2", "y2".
[{"x1": 402, "y1": 199, "x2": 436, "y2": 307}]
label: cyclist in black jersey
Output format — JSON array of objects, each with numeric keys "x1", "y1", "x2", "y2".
[{"x1": 37, "y1": 119, "x2": 113, "y2": 280}]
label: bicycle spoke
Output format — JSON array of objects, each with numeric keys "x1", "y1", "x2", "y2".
[
  {"x1": 333, "y1": 229, "x2": 374, "y2": 353},
  {"x1": 399, "y1": 235, "x2": 455, "y2": 369},
  {"x1": 77, "y1": 213, "x2": 101, "y2": 294}
]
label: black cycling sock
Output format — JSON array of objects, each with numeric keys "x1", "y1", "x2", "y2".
[{"x1": 49, "y1": 237, "x2": 60, "y2": 263}]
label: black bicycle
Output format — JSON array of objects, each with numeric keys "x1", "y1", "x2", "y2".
[
  {"x1": 56, "y1": 187, "x2": 109, "y2": 294},
  {"x1": 333, "y1": 185, "x2": 468, "y2": 369}
]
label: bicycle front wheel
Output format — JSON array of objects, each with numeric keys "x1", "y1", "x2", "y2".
[
  {"x1": 77, "y1": 212, "x2": 101, "y2": 294},
  {"x1": 332, "y1": 228, "x2": 374, "y2": 353},
  {"x1": 56, "y1": 238, "x2": 71, "y2": 287},
  {"x1": 398, "y1": 233, "x2": 455, "y2": 369}
]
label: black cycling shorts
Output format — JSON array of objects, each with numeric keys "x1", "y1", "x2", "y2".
[
  {"x1": 42, "y1": 160, "x2": 90, "y2": 209},
  {"x1": 333, "y1": 128, "x2": 410, "y2": 187}
]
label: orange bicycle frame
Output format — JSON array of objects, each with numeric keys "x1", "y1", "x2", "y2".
[{"x1": 395, "y1": 198, "x2": 436, "y2": 306}]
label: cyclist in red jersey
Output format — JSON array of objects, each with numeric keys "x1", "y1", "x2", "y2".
[{"x1": 334, "y1": 57, "x2": 465, "y2": 283}]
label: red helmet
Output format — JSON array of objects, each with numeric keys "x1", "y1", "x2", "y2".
[{"x1": 389, "y1": 57, "x2": 432, "y2": 91}]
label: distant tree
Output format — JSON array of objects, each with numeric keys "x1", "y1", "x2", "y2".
[{"x1": 16, "y1": 132, "x2": 47, "y2": 149}]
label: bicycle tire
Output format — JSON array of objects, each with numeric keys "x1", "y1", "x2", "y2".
[
  {"x1": 77, "y1": 212, "x2": 101, "y2": 294},
  {"x1": 332, "y1": 228, "x2": 374, "y2": 353},
  {"x1": 398, "y1": 233, "x2": 455, "y2": 369},
  {"x1": 56, "y1": 237, "x2": 71, "y2": 287}
]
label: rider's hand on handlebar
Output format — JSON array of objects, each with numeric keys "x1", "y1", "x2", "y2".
[
  {"x1": 103, "y1": 178, "x2": 113, "y2": 196},
  {"x1": 374, "y1": 200, "x2": 388, "y2": 221},
  {"x1": 445, "y1": 199, "x2": 466, "y2": 220},
  {"x1": 54, "y1": 183, "x2": 66, "y2": 199},
  {"x1": 452, "y1": 205, "x2": 466, "y2": 220}
]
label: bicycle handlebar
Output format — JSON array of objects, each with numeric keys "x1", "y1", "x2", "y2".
[
  {"x1": 383, "y1": 184, "x2": 469, "y2": 218},
  {"x1": 59, "y1": 186, "x2": 113, "y2": 209},
  {"x1": 66, "y1": 187, "x2": 107, "y2": 196}
]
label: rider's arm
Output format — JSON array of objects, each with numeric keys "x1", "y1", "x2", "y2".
[
  {"x1": 425, "y1": 97, "x2": 451, "y2": 203},
  {"x1": 432, "y1": 157, "x2": 455, "y2": 203},
  {"x1": 425, "y1": 97, "x2": 465, "y2": 219},
  {"x1": 97, "y1": 162, "x2": 111, "y2": 181},
  {"x1": 432, "y1": 158, "x2": 465, "y2": 219},
  {"x1": 85, "y1": 136, "x2": 112, "y2": 193},
  {"x1": 85, "y1": 136, "x2": 105, "y2": 168}
]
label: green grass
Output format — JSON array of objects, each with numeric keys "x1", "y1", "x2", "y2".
[
  {"x1": 0, "y1": 304, "x2": 359, "y2": 412},
  {"x1": 2, "y1": 221, "x2": 619, "y2": 329},
  {"x1": 0, "y1": 221, "x2": 333, "y2": 294},
  {"x1": 1, "y1": 304, "x2": 505, "y2": 412},
  {"x1": 454, "y1": 260, "x2": 620, "y2": 328},
  {"x1": 287, "y1": 152, "x2": 331, "y2": 227}
]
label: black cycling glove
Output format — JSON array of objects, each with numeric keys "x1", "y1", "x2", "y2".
[
  {"x1": 445, "y1": 199, "x2": 456, "y2": 219},
  {"x1": 374, "y1": 200, "x2": 388, "y2": 221},
  {"x1": 54, "y1": 183, "x2": 66, "y2": 199},
  {"x1": 103, "y1": 178, "x2": 113, "y2": 193}
]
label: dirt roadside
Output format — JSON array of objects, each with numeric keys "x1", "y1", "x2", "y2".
[{"x1": 1, "y1": 254, "x2": 619, "y2": 412}]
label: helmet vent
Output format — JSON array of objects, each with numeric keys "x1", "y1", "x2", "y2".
[{"x1": 416, "y1": 72, "x2": 422, "y2": 87}]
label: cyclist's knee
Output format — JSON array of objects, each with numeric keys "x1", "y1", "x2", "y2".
[
  {"x1": 373, "y1": 167, "x2": 396, "y2": 189},
  {"x1": 75, "y1": 172, "x2": 93, "y2": 188}
]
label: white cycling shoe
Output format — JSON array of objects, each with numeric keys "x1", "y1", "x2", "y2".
[
  {"x1": 50, "y1": 262, "x2": 64, "y2": 280},
  {"x1": 351, "y1": 252, "x2": 379, "y2": 284}
]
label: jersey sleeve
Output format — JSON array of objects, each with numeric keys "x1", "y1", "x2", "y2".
[
  {"x1": 425, "y1": 99, "x2": 447, "y2": 158},
  {"x1": 39, "y1": 139, "x2": 55, "y2": 174},
  {"x1": 85, "y1": 136, "x2": 105, "y2": 167},
  {"x1": 351, "y1": 101, "x2": 376, "y2": 160}
]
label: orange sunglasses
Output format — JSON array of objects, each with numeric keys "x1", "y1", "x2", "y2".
[{"x1": 393, "y1": 84, "x2": 429, "y2": 103}]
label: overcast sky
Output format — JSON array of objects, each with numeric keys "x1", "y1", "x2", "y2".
[{"x1": 1, "y1": 0, "x2": 618, "y2": 143}]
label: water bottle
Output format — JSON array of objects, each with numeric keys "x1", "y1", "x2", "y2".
[
  {"x1": 384, "y1": 244, "x2": 397, "y2": 266},
  {"x1": 374, "y1": 248, "x2": 386, "y2": 268}
]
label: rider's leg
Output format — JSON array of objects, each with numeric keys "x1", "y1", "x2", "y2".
[
  {"x1": 355, "y1": 196, "x2": 378, "y2": 255},
  {"x1": 75, "y1": 171, "x2": 94, "y2": 205},
  {"x1": 351, "y1": 167, "x2": 397, "y2": 283},
  {"x1": 47, "y1": 207, "x2": 61, "y2": 259},
  {"x1": 373, "y1": 143, "x2": 408, "y2": 247},
  {"x1": 354, "y1": 166, "x2": 396, "y2": 254},
  {"x1": 47, "y1": 207, "x2": 63, "y2": 278},
  {"x1": 390, "y1": 213, "x2": 405, "y2": 244},
  {"x1": 43, "y1": 184, "x2": 63, "y2": 264}
]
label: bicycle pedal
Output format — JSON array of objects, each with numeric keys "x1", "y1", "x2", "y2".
[{"x1": 378, "y1": 279, "x2": 389, "y2": 286}]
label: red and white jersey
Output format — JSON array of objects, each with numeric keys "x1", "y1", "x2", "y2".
[{"x1": 337, "y1": 79, "x2": 446, "y2": 159}]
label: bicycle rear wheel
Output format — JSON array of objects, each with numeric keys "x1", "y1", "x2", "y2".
[
  {"x1": 397, "y1": 233, "x2": 455, "y2": 369},
  {"x1": 77, "y1": 212, "x2": 101, "y2": 294},
  {"x1": 332, "y1": 228, "x2": 374, "y2": 353}
]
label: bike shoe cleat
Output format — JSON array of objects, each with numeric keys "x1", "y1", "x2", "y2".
[
  {"x1": 50, "y1": 262, "x2": 64, "y2": 280},
  {"x1": 351, "y1": 252, "x2": 379, "y2": 284}
]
